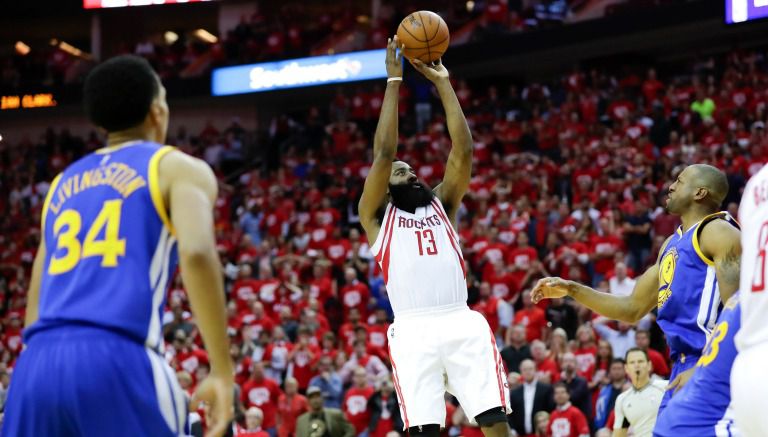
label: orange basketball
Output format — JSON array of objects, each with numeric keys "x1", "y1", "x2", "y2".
[{"x1": 396, "y1": 10, "x2": 450, "y2": 63}]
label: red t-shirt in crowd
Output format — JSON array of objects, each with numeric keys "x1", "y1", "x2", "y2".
[
  {"x1": 535, "y1": 358, "x2": 560, "y2": 383},
  {"x1": 514, "y1": 307, "x2": 546, "y2": 343},
  {"x1": 548, "y1": 404, "x2": 590, "y2": 437},
  {"x1": 277, "y1": 393, "x2": 309, "y2": 437},
  {"x1": 343, "y1": 386, "x2": 374, "y2": 434},
  {"x1": 241, "y1": 377, "x2": 283, "y2": 429},
  {"x1": 340, "y1": 281, "x2": 370, "y2": 321}
]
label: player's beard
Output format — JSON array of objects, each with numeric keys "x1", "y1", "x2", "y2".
[{"x1": 389, "y1": 181, "x2": 435, "y2": 214}]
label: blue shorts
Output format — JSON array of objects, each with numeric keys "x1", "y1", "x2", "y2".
[
  {"x1": 2, "y1": 325, "x2": 187, "y2": 437},
  {"x1": 657, "y1": 353, "x2": 699, "y2": 417}
]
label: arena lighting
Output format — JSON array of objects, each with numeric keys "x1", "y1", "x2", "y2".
[
  {"x1": 466, "y1": 0, "x2": 475, "y2": 12},
  {"x1": 193, "y1": 29, "x2": 218, "y2": 44},
  {"x1": 15, "y1": 41, "x2": 30, "y2": 56},
  {"x1": 83, "y1": 0, "x2": 217, "y2": 9},
  {"x1": 164, "y1": 31, "x2": 179, "y2": 45},
  {"x1": 211, "y1": 49, "x2": 387, "y2": 96},
  {"x1": 50, "y1": 39, "x2": 93, "y2": 60}
]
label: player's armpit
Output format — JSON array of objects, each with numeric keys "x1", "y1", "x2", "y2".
[{"x1": 700, "y1": 220, "x2": 742, "y2": 302}]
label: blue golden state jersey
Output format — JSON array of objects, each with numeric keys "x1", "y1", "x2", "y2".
[
  {"x1": 656, "y1": 212, "x2": 740, "y2": 360},
  {"x1": 29, "y1": 142, "x2": 178, "y2": 352},
  {"x1": 653, "y1": 294, "x2": 741, "y2": 437}
]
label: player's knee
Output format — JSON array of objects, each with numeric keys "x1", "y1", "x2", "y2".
[
  {"x1": 474, "y1": 407, "x2": 508, "y2": 427},
  {"x1": 407, "y1": 424, "x2": 440, "y2": 436}
]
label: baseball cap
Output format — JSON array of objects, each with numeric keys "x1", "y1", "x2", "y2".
[{"x1": 306, "y1": 386, "x2": 322, "y2": 397}]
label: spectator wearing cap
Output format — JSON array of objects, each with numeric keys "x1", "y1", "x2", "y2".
[
  {"x1": 296, "y1": 386, "x2": 355, "y2": 437},
  {"x1": 308, "y1": 355, "x2": 344, "y2": 409},
  {"x1": 366, "y1": 379, "x2": 402, "y2": 437},
  {"x1": 277, "y1": 377, "x2": 309, "y2": 437}
]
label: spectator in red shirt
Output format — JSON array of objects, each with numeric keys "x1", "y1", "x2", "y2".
[
  {"x1": 241, "y1": 362, "x2": 283, "y2": 434},
  {"x1": 514, "y1": 290, "x2": 547, "y2": 343},
  {"x1": 342, "y1": 367, "x2": 374, "y2": 435},
  {"x1": 531, "y1": 340, "x2": 560, "y2": 384},
  {"x1": 572, "y1": 325, "x2": 597, "y2": 380},
  {"x1": 286, "y1": 328, "x2": 320, "y2": 391},
  {"x1": 634, "y1": 329, "x2": 670, "y2": 378},
  {"x1": 548, "y1": 383, "x2": 590, "y2": 437},
  {"x1": 241, "y1": 301, "x2": 276, "y2": 343},
  {"x1": 506, "y1": 232, "x2": 539, "y2": 291},
  {"x1": 276, "y1": 377, "x2": 309, "y2": 437},
  {"x1": 339, "y1": 267, "x2": 370, "y2": 322}
]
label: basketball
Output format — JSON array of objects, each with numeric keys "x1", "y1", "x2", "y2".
[{"x1": 396, "y1": 10, "x2": 450, "y2": 63}]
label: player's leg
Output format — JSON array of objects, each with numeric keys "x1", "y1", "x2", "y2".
[
  {"x1": 440, "y1": 310, "x2": 510, "y2": 437},
  {"x1": 732, "y1": 344, "x2": 768, "y2": 436},
  {"x1": 387, "y1": 318, "x2": 446, "y2": 432}
]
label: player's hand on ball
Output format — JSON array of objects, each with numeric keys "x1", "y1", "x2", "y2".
[
  {"x1": 531, "y1": 277, "x2": 571, "y2": 304},
  {"x1": 386, "y1": 36, "x2": 404, "y2": 79},
  {"x1": 409, "y1": 58, "x2": 449, "y2": 83},
  {"x1": 191, "y1": 373, "x2": 235, "y2": 437}
]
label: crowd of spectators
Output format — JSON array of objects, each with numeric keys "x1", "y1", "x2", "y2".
[{"x1": 2, "y1": 41, "x2": 768, "y2": 435}]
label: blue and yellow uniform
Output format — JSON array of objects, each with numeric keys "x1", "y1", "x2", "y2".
[
  {"x1": 2, "y1": 142, "x2": 187, "y2": 437},
  {"x1": 653, "y1": 293, "x2": 741, "y2": 436},
  {"x1": 655, "y1": 211, "x2": 739, "y2": 414}
]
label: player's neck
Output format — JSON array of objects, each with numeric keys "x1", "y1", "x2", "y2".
[
  {"x1": 680, "y1": 206, "x2": 717, "y2": 232},
  {"x1": 106, "y1": 126, "x2": 157, "y2": 148}
]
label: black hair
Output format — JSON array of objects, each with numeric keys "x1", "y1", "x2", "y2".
[
  {"x1": 83, "y1": 55, "x2": 159, "y2": 132},
  {"x1": 624, "y1": 347, "x2": 649, "y2": 362},
  {"x1": 553, "y1": 382, "x2": 569, "y2": 392},
  {"x1": 611, "y1": 357, "x2": 626, "y2": 366}
]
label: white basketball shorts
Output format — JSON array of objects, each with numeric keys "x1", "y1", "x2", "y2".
[
  {"x1": 732, "y1": 342, "x2": 768, "y2": 436},
  {"x1": 387, "y1": 304, "x2": 511, "y2": 429}
]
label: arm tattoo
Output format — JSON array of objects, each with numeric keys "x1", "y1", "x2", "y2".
[{"x1": 719, "y1": 245, "x2": 741, "y2": 289}]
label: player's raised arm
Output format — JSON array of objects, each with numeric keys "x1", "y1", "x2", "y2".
[
  {"x1": 532, "y1": 236, "x2": 673, "y2": 323},
  {"x1": 410, "y1": 58, "x2": 472, "y2": 225},
  {"x1": 359, "y1": 36, "x2": 403, "y2": 245},
  {"x1": 162, "y1": 151, "x2": 234, "y2": 437},
  {"x1": 700, "y1": 219, "x2": 741, "y2": 303}
]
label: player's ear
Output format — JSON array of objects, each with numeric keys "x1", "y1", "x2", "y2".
[{"x1": 694, "y1": 187, "x2": 709, "y2": 201}]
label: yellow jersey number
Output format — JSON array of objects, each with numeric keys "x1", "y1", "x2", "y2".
[
  {"x1": 48, "y1": 199, "x2": 127, "y2": 275},
  {"x1": 697, "y1": 321, "x2": 729, "y2": 367}
]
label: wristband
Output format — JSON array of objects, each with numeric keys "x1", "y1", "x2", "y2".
[{"x1": 387, "y1": 77, "x2": 402, "y2": 83}]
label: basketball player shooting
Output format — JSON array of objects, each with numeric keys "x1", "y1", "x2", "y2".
[
  {"x1": 532, "y1": 164, "x2": 741, "y2": 419},
  {"x1": 358, "y1": 37, "x2": 511, "y2": 437},
  {"x1": 2, "y1": 55, "x2": 233, "y2": 437}
]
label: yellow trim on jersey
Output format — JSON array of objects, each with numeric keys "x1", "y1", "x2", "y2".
[
  {"x1": 691, "y1": 212, "x2": 727, "y2": 266},
  {"x1": 148, "y1": 146, "x2": 177, "y2": 236},
  {"x1": 41, "y1": 173, "x2": 63, "y2": 231},
  {"x1": 94, "y1": 140, "x2": 143, "y2": 155},
  {"x1": 675, "y1": 227, "x2": 683, "y2": 237}
]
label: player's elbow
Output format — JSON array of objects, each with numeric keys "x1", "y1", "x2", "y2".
[{"x1": 178, "y1": 242, "x2": 218, "y2": 266}]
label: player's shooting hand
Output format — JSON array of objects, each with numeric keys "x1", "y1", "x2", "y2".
[
  {"x1": 409, "y1": 58, "x2": 449, "y2": 84},
  {"x1": 385, "y1": 36, "x2": 404, "y2": 79},
  {"x1": 667, "y1": 367, "x2": 695, "y2": 394},
  {"x1": 191, "y1": 372, "x2": 235, "y2": 437},
  {"x1": 531, "y1": 277, "x2": 571, "y2": 304}
]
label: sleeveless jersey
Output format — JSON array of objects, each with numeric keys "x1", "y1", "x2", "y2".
[
  {"x1": 30, "y1": 141, "x2": 178, "y2": 352},
  {"x1": 653, "y1": 294, "x2": 741, "y2": 436},
  {"x1": 370, "y1": 198, "x2": 467, "y2": 316},
  {"x1": 736, "y1": 163, "x2": 768, "y2": 352},
  {"x1": 656, "y1": 211, "x2": 740, "y2": 360}
]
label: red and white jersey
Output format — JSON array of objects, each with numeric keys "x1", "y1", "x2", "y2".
[
  {"x1": 371, "y1": 199, "x2": 467, "y2": 316},
  {"x1": 737, "y1": 163, "x2": 768, "y2": 351}
]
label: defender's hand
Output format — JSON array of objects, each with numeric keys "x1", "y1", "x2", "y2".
[
  {"x1": 385, "y1": 36, "x2": 404, "y2": 79},
  {"x1": 409, "y1": 58, "x2": 449, "y2": 84},
  {"x1": 531, "y1": 277, "x2": 571, "y2": 304}
]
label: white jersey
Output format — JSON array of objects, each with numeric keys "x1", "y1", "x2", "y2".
[
  {"x1": 613, "y1": 379, "x2": 667, "y2": 435},
  {"x1": 370, "y1": 198, "x2": 467, "y2": 316},
  {"x1": 736, "y1": 163, "x2": 768, "y2": 351}
]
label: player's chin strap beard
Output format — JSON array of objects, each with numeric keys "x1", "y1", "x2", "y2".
[{"x1": 389, "y1": 182, "x2": 435, "y2": 214}]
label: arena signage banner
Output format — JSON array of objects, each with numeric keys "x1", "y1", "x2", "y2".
[
  {"x1": 211, "y1": 49, "x2": 387, "y2": 96},
  {"x1": 726, "y1": 0, "x2": 768, "y2": 23}
]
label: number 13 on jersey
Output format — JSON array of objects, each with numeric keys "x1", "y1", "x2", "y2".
[
  {"x1": 48, "y1": 199, "x2": 127, "y2": 275},
  {"x1": 415, "y1": 229, "x2": 438, "y2": 256}
]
